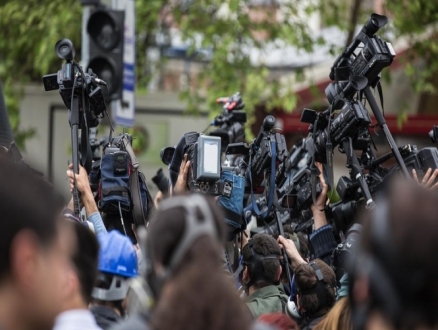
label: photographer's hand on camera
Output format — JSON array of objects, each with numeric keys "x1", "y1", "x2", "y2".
[
  {"x1": 66, "y1": 164, "x2": 107, "y2": 234},
  {"x1": 308, "y1": 162, "x2": 337, "y2": 265},
  {"x1": 277, "y1": 235, "x2": 306, "y2": 270},
  {"x1": 67, "y1": 164, "x2": 96, "y2": 215},
  {"x1": 311, "y1": 162, "x2": 329, "y2": 230},
  {"x1": 412, "y1": 168, "x2": 438, "y2": 190},
  {"x1": 173, "y1": 154, "x2": 191, "y2": 194}
]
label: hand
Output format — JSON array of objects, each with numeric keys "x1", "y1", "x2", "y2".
[
  {"x1": 174, "y1": 154, "x2": 191, "y2": 194},
  {"x1": 67, "y1": 164, "x2": 92, "y2": 195},
  {"x1": 277, "y1": 235, "x2": 306, "y2": 270},
  {"x1": 67, "y1": 164, "x2": 97, "y2": 217},
  {"x1": 154, "y1": 190, "x2": 164, "y2": 208},
  {"x1": 311, "y1": 162, "x2": 329, "y2": 212},
  {"x1": 241, "y1": 229, "x2": 249, "y2": 248},
  {"x1": 412, "y1": 168, "x2": 438, "y2": 190}
]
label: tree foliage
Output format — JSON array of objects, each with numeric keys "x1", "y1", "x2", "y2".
[
  {"x1": 0, "y1": 0, "x2": 82, "y2": 147},
  {"x1": 384, "y1": 0, "x2": 438, "y2": 93},
  {"x1": 1, "y1": 0, "x2": 438, "y2": 147}
]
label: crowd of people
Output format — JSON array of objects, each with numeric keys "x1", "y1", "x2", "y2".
[{"x1": 2, "y1": 139, "x2": 438, "y2": 330}]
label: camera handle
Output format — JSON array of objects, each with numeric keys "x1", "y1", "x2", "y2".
[
  {"x1": 70, "y1": 94, "x2": 81, "y2": 216},
  {"x1": 363, "y1": 87, "x2": 410, "y2": 178},
  {"x1": 343, "y1": 138, "x2": 375, "y2": 210}
]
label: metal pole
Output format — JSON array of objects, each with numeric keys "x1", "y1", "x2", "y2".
[
  {"x1": 363, "y1": 87, "x2": 410, "y2": 178},
  {"x1": 81, "y1": 5, "x2": 91, "y2": 68}
]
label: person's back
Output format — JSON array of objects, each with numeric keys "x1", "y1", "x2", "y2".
[{"x1": 242, "y1": 234, "x2": 288, "y2": 318}]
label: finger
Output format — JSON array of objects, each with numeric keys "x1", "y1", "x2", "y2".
[
  {"x1": 277, "y1": 235, "x2": 285, "y2": 244},
  {"x1": 423, "y1": 168, "x2": 432, "y2": 184},
  {"x1": 183, "y1": 160, "x2": 191, "y2": 175},
  {"x1": 412, "y1": 169, "x2": 419, "y2": 183},
  {"x1": 427, "y1": 169, "x2": 438, "y2": 187},
  {"x1": 68, "y1": 163, "x2": 73, "y2": 169},
  {"x1": 315, "y1": 162, "x2": 325, "y2": 182},
  {"x1": 179, "y1": 156, "x2": 186, "y2": 172},
  {"x1": 431, "y1": 181, "x2": 438, "y2": 190}
]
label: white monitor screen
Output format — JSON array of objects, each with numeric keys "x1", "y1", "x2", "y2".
[{"x1": 203, "y1": 141, "x2": 219, "y2": 174}]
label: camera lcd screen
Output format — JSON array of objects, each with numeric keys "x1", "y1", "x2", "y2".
[{"x1": 203, "y1": 141, "x2": 219, "y2": 174}]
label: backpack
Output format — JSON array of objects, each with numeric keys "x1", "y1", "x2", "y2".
[{"x1": 89, "y1": 133, "x2": 154, "y2": 228}]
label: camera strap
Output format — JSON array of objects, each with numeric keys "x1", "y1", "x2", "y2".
[
  {"x1": 120, "y1": 135, "x2": 146, "y2": 227},
  {"x1": 310, "y1": 117, "x2": 321, "y2": 210},
  {"x1": 249, "y1": 140, "x2": 277, "y2": 218}
]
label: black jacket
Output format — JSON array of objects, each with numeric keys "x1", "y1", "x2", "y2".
[{"x1": 90, "y1": 306, "x2": 122, "y2": 330}]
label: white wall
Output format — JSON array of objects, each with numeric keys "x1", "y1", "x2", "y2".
[{"x1": 19, "y1": 85, "x2": 211, "y2": 197}]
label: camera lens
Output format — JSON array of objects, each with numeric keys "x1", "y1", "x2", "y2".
[
  {"x1": 54, "y1": 38, "x2": 75, "y2": 61},
  {"x1": 59, "y1": 45, "x2": 70, "y2": 56}
]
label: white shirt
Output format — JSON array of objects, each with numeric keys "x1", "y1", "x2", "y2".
[{"x1": 53, "y1": 309, "x2": 102, "y2": 330}]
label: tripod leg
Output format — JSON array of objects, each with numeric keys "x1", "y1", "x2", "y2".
[
  {"x1": 343, "y1": 138, "x2": 375, "y2": 210},
  {"x1": 70, "y1": 95, "x2": 81, "y2": 216},
  {"x1": 363, "y1": 87, "x2": 410, "y2": 178}
]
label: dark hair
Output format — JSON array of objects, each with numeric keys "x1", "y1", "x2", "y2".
[
  {"x1": 71, "y1": 221, "x2": 99, "y2": 303},
  {"x1": 295, "y1": 259, "x2": 336, "y2": 318},
  {"x1": 147, "y1": 194, "x2": 252, "y2": 330},
  {"x1": 357, "y1": 179, "x2": 438, "y2": 326},
  {"x1": 297, "y1": 232, "x2": 309, "y2": 260},
  {"x1": 258, "y1": 313, "x2": 300, "y2": 330},
  {"x1": 242, "y1": 233, "x2": 281, "y2": 288},
  {"x1": 0, "y1": 158, "x2": 60, "y2": 280}
]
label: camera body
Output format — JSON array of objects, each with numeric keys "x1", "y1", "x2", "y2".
[
  {"x1": 280, "y1": 167, "x2": 323, "y2": 211},
  {"x1": 349, "y1": 36, "x2": 395, "y2": 87},
  {"x1": 43, "y1": 61, "x2": 106, "y2": 125},
  {"x1": 210, "y1": 111, "x2": 246, "y2": 153},
  {"x1": 302, "y1": 100, "x2": 371, "y2": 163},
  {"x1": 185, "y1": 133, "x2": 223, "y2": 195},
  {"x1": 250, "y1": 132, "x2": 288, "y2": 193}
]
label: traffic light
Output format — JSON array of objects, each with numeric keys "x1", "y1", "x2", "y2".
[{"x1": 87, "y1": 8, "x2": 125, "y2": 101}]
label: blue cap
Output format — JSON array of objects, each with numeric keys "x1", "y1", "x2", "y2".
[{"x1": 97, "y1": 230, "x2": 138, "y2": 278}]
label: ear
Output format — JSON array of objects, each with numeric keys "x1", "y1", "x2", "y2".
[
  {"x1": 276, "y1": 264, "x2": 282, "y2": 281},
  {"x1": 10, "y1": 230, "x2": 43, "y2": 291},
  {"x1": 296, "y1": 293, "x2": 305, "y2": 312},
  {"x1": 243, "y1": 266, "x2": 250, "y2": 282}
]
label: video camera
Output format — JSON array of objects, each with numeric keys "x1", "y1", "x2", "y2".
[
  {"x1": 43, "y1": 39, "x2": 107, "y2": 127},
  {"x1": 209, "y1": 92, "x2": 247, "y2": 152},
  {"x1": 329, "y1": 13, "x2": 395, "y2": 93},
  {"x1": 184, "y1": 132, "x2": 228, "y2": 195},
  {"x1": 301, "y1": 78, "x2": 371, "y2": 163},
  {"x1": 226, "y1": 115, "x2": 288, "y2": 194}
]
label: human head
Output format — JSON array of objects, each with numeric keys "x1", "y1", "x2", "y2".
[
  {"x1": 62, "y1": 221, "x2": 99, "y2": 307},
  {"x1": 0, "y1": 157, "x2": 73, "y2": 330},
  {"x1": 295, "y1": 259, "x2": 336, "y2": 318},
  {"x1": 145, "y1": 193, "x2": 226, "y2": 298},
  {"x1": 145, "y1": 194, "x2": 253, "y2": 330},
  {"x1": 351, "y1": 179, "x2": 438, "y2": 329},
  {"x1": 92, "y1": 230, "x2": 138, "y2": 315},
  {"x1": 242, "y1": 233, "x2": 282, "y2": 290},
  {"x1": 258, "y1": 313, "x2": 300, "y2": 330}
]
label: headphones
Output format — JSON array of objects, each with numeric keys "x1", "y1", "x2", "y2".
[
  {"x1": 287, "y1": 261, "x2": 335, "y2": 320},
  {"x1": 144, "y1": 194, "x2": 218, "y2": 298},
  {"x1": 236, "y1": 238, "x2": 281, "y2": 288}
]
